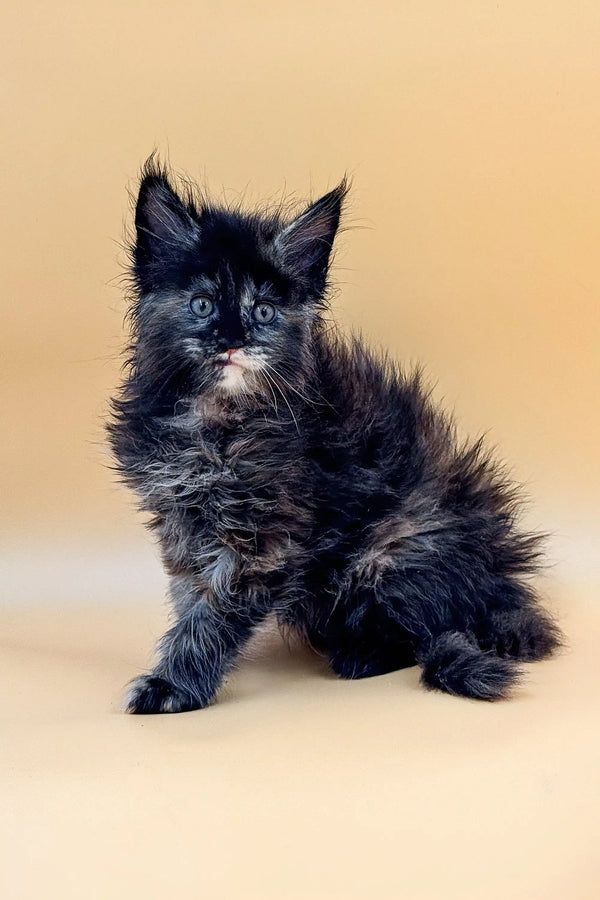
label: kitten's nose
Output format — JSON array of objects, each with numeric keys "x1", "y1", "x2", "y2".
[
  {"x1": 217, "y1": 336, "x2": 244, "y2": 352},
  {"x1": 225, "y1": 348, "x2": 239, "y2": 358}
]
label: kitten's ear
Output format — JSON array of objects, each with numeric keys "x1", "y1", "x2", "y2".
[
  {"x1": 274, "y1": 179, "x2": 348, "y2": 295},
  {"x1": 134, "y1": 168, "x2": 199, "y2": 265}
]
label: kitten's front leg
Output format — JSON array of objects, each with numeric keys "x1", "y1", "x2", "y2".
[{"x1": 125, "y1": 584, "x2": 271, "y2": 714}]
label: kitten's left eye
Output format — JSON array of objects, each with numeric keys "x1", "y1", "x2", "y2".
[
  {"x1": 252, "y1": 302, "x2": 276, "y2": 324},
  {"x1": 190, "y1": 296, "x2": 214, "y2": 318}
]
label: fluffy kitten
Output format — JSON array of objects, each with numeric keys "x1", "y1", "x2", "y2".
[{"x1": 109, "y1": 158, "x2": 561, "y2": 713}]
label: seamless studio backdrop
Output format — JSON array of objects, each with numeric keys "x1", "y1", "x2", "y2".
[{"x1": 1, "y1": 3, "x2": 599, "y2": 900}]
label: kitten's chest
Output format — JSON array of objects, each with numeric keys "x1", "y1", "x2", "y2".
[
  {"x1": 160, "y1": 425, "x2": 297, "y2": 592},
  {"x1": 144, "y1": 411, "x2": 312, "y2": 596},
  {"x1": 149, "y1": 419, "x2": 285, "y2": 535}
]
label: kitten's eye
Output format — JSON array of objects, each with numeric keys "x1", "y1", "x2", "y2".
[
  {"x1": 190, "y1": 296, "x2": 214, "y2": 318},
  {"x1": 252, "y1": 302, "x2": 276, "y2": 324}
]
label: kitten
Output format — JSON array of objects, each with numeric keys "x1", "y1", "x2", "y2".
[{"x1": 109, "y1": 158, "x2": 561, "y2": 714}]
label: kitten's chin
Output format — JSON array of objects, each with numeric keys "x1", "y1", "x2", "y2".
[
  {"x1": 217, "y1": 363, "x2": 249, "y2": 395},
  {"x1": 210, "y1": 351, "x2": 270, "y2": 402}
]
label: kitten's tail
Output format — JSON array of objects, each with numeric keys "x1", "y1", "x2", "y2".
[{"x1": 418, "y1": 632, "x2": 521, "y2": 701}]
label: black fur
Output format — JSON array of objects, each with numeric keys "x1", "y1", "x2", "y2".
[{"x1": 109, "y1": 158, "x2": 562, "y2": 713}]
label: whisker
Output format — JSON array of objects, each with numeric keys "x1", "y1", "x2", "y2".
[
  {"x1": 259, "y1": 368, "x2": 279, "y2": 416},
  {"x1": 260, "y1": 360, "x2": 316, "y2": 408},
  {"x1": 261, "y1": 368, "x2": 300, "y2": 435},
  {"x1": 261, "y1": 359, "x2": 335, "y2": 413}
]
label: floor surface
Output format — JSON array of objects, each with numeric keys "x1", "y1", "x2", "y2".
[{"x1": 1, "y1": 584, "x2": 598, "y2": 900}]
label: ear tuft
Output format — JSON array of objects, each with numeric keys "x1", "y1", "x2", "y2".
[
  {"x1": 274, "y1": 178, "x2": 348, "y2": 295},
  {"x1": 135, "y1": 156, "x2": 199, "y2": 265}
]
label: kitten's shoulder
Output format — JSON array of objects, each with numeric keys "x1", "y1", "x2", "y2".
[{"x1": 312, "y1": 328, "x2": 424, "y2": 411}]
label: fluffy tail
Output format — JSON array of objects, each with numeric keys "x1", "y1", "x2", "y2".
[
  {"x1": 419, "y1": 632, "x2": 522, "y2": 701},
  {"x1": 473, "y1": 607, "x2": 563, "y2": 661}
]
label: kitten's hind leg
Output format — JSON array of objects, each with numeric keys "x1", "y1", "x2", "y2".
[
  {"x1": 316, "y1": 595, "x2": 417, "y2": 680},
  {"x1": 329, "y1": 639, "x2": 415, "y2": 680},
  {"x1": 345, "y1": 566, "x2": 527, "y2": 701},
  {"x1": 325, "y1": 617, "x2": 521, "y2": 700}
]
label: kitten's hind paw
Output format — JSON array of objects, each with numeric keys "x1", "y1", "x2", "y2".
[
  {"x1": 124, "y1": 674, "x2": 202, "y2": 714},
  {"x1": 329, "y1": 642, "x2": 416, "y2": 679}
]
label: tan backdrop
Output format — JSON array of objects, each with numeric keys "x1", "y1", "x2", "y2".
[{"x1": 2, "y1": 2, "x2": 599, "y2": 899}]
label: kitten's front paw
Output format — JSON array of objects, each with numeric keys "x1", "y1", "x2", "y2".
[{"x1": 124, "y1": 675, "x2": 204, "y2": 714}]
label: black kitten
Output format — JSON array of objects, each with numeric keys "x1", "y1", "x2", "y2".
[{"x1": 109, "y1": 158, "x2": 561, "y2": 714}]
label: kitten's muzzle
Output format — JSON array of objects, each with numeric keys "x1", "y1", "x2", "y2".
[{"x1": 218, "y1": 348, "x2": 246, "y2": 368}]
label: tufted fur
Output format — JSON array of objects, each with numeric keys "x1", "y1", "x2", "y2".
[{"x1": 109, "y1": 158, "x2": 562, "y2": 713}]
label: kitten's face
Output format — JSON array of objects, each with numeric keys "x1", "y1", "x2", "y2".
[{"x1": 131, "y1": 164, "x2": 346, "y2": 408}]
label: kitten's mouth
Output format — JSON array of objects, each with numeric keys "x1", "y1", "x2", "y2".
[
  {"x1": 217, "y1": 350, "x2": 247, "y2": 369},
  {"x1": 214, "y1": 350, "x2": 267, "y2": 394},
  {"x1": 215, "y1": 350, "x2": 253, "y2": 393}
]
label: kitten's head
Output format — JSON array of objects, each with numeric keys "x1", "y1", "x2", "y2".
[{"x1": 129, "y1": 159, "x2": 346, "y2": 408}]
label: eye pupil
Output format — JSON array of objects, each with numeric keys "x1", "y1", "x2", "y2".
[{"x1": 190, "y1": 296, "x2": 214, "y2": 318}]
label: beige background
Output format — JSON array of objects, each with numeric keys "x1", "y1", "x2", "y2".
[{"x1": 1, "y1": 2, "x2": 599, "y2": 899}]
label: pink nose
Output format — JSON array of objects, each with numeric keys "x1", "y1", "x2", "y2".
[{"x1": 225, "y1": 348, "x2": 238, "y2": 358}]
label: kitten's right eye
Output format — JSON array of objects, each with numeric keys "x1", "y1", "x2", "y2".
[{"x1": 190, "y1": 296, "x2": 214, "y2": 318}]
